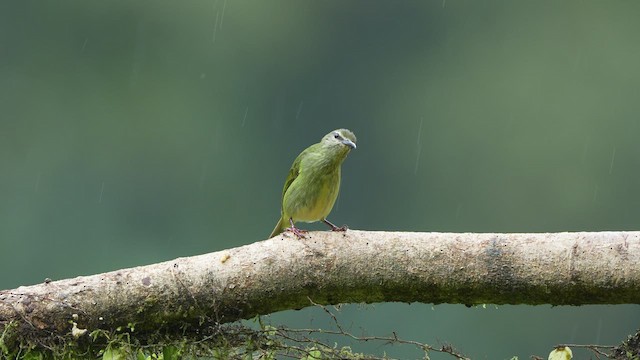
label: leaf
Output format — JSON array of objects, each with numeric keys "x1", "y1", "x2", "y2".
[
  {"x1": 136, "y1": 349, "x2": 149, "y2": 360},
  {"x1": 162, "y1": 345, "x2": 180, "y2": 360},
  {"x1": 22, "y1": 351, "x2": 44, "y2": 360},
  {"x1": 301, "y1": 347, "x2": 322, "y2": 360},
  {"x1": 102, "y1": 347, "x2": 127, "y2": 360}
]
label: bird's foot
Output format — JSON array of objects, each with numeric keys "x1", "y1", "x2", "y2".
[
  {"x1": 285, "y1": 226, "x2": 308, "y2": 239},
  {"x1": 322, "y1": 219, "x2": 348, "y2": 232},
  {"x1": 331, "y1": 225, "x2": 348, "y2": 232}
]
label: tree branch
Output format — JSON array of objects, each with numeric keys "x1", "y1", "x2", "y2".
[{"x1": 1, "y1": 230, "x2": 639, "y2": 343}]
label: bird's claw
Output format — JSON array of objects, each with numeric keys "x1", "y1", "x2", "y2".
[
  {"x1": 331, "y1": 225, "x2": 348, "y2": 232},
  {"x1": 285, "y1": 227, "x2": 308, "y2": 239},
  {"x1": 322, "y1": 219, "x2": 348, "y2": 232}
]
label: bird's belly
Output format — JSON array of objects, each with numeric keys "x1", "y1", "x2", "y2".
[
  {"x1": 283, "y1": 175, "x2": 339, "y2": 223},
  {"x1": 295, "y1": 195, "x2": 333, "y2": 222}
]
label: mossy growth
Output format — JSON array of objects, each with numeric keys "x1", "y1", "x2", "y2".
[
  {"x1": 0, "y1": 316, "x2": 372, "y2": 360},
  {"x1": 611, "y1": 329, "x2": 640, "y2": 360}
]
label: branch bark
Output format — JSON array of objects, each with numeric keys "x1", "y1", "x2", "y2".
[{"x1": 1, "y1": 230, "x2": 639, "y2": 341}]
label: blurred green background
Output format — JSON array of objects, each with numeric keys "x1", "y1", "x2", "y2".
[{"x1": 2, "y1": 0, "x2": 639, "y2": 358}]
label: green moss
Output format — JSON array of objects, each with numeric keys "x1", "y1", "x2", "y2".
[
  {"x1": 136, "y1": 296, "x2": 158, "y2": 315},
  {"x1": 1, "y1": 315, "x2": 384, "y2": 360}
]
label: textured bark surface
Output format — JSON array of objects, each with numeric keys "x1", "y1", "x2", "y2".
[{"x1": 1, "y1": 230, "x2": 639, "y2": 339}]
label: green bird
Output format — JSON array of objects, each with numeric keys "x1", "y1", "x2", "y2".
[{"x1": 269, "y1": 129, "x2": 357, "y2": 238}]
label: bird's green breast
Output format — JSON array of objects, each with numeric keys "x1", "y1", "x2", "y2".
[{"x1": 282, "y1": 151, "x2": 343, "y2": 223}]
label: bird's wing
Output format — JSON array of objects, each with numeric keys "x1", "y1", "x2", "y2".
[
  {"x1": 281, "y1": 143, "x2": 317, "y2": 202},
  {"x1": 281, "y1": 152, "x2": 302, "y2": 201}
]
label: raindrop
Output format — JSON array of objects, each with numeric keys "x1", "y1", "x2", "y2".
[
  {"x1": 414, "y1": 117, "x2": 424, "y2": 174},
  {"x1": 220, "y1": 0, "x2": 227, "y2": 29},
  {"x1": 98, "y1": 182, "x2": 105, "y2": 203},
  {"x1": 595, "y1": 317, "x2": 602, "y2": 344},
  {"x1": 296, "y1": 101, "x2": 304, "y2": 120},
  {"x1": 416, "y1": 117, "x2": 423, "y2": 147},
  {"x1": 212, "y1": 10, "x2": 220, "y2": 43},
  {"x1": 242, "y1": 107, "x2": 249, "y2": 127},
  {"x1": 609, "y1": 147, "x2": 616, "y2": 174}
]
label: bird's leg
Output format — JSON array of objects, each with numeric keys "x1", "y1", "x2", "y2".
[
  {"x1": 285, "y1": 218, "x2": 308, "y2": 239},
  {"x1": 322, "y1": 218, "x2": 348, "y2": 232}
]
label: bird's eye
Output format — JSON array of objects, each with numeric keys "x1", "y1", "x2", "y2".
[{"x1": 334, "y1": 133, "x2": 341, "y2": 139}]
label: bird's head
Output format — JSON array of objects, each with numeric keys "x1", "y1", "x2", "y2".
[{"x1": 321, "y1": 129, "x2": 357, "y2": 153}]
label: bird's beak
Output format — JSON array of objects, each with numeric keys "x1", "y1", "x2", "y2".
[{"x1": 342, "y1": 139, "x2": 356, "y2": 149}]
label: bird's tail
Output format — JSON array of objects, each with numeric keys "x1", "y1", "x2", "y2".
[{"x1": 269, "y1": 217, "x2": 287, "y2": 238}]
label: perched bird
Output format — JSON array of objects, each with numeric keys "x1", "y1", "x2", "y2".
[{"x1": 269, "y1": 129, "x2": 357, "y2": 238}]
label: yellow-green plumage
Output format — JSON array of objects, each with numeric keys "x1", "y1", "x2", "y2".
[{"x1": 269, "y1": 129, "x2": 357, "y2": 238}]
